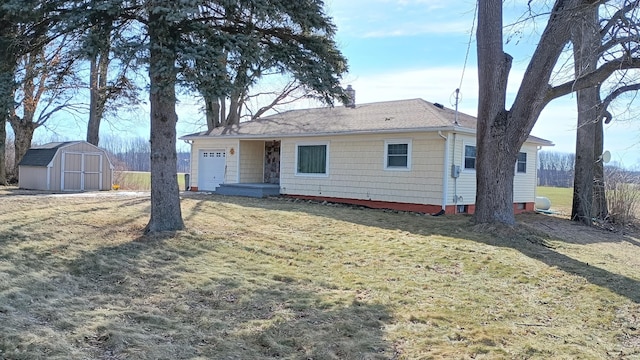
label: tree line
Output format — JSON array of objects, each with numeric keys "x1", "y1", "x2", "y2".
[{"x1": 538, "y1": 151, "x2": 576, "y2": 187}]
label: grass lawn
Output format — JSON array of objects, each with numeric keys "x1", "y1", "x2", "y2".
[
  {"x1": 537, "y1": 186, "x2": 573, "y2": 214},
  {"x1": 0, "y1": 191, "x2": 639, "y2": 359},
  {"x1": 114, "y1": 171, "x2": 187, "y2": 191}
]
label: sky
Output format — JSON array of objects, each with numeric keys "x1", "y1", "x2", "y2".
[
  {"x1": 323, "y1": 0, "x2": 640, "y2": 167},
  {"x1": 24, "y1": 0, "x2": 640, "y2": 167}
]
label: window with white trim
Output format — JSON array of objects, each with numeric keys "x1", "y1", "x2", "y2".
[
  {"x1": 517, "y1": 152, "x2": 527, "y2": 173},
  {"x1": 384, "y1": 140, "x2": 412, "y2": 170},
  {"x1": 464, "y1": 145, "x2": 476, "y2": 170},
  {"x1": 296, "y1": 143, "x2": 328, "y2": 175}
]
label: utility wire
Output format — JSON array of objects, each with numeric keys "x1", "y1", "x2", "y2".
[{"x1": 459, "y1": 1, "x2": 478, "y2": 91}]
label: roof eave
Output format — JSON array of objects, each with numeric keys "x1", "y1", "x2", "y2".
[{"x1": 179, "y1": 125, "x2": 476, "y2": 140}]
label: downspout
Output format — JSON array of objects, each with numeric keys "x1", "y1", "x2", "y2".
[
  {"x1": 438, "y1": 131, "x2": 449, "y2": 212},
  {"x1": 453, "y1": 133, "x2": 458, "y2": 214},
  {"x1": 535, "y1": 146, "x2": 541, "y2": 202},
  {"x1": 183, "y1": 139, "x2": 193, "y2": 190}
]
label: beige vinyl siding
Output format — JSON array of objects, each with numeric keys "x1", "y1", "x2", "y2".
[
  {"x1": 445, "y1": 135, "x2": 540, "y2": 205},
  {"x1": 189, "y1": 139, "x2": 239, "y2": 187},
  {"x1": 280, "y1": 132, "x2": 445, "y2": 205},
  {"x1": 446, "y1": 133, "x2": 477, "y2": 205},
  {"x1": 238, "y1": 140, "x2": 264, "y2": 183},
  {"x1": 513, "y1": 143, "x2": 538, "y2": 203},
  {"x1": 18, "y1": 166, "x2": 48, "y2": 190}
]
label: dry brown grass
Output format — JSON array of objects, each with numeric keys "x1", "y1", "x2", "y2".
[{"x1": 1, "y1": 188, "x2": 639, "y2": 359}]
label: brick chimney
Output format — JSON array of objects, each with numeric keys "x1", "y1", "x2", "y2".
[{"x1": 345, "y1": 85, "x2": 356, "y2": 108}]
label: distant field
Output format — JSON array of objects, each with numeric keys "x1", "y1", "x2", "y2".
[
  {"x1": 537, "y1": 185, "x2": 640, "y2": 220},
  {"x1": 537, "y1": 186, "x2": 572, "y2": 214},
  {"x1": 115, "y1": 171, "x2": 187, "y2": 191}
]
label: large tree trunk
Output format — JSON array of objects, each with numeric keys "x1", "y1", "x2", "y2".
[
  {"x1": 144, "y1": 0, "x2": 184, "y2": 234},
  {"x1": 226, "y1": 94, "x2": 240, "y2": 126},
  {"x1": 592, "y1": 120, "x2": 607, "y2": 219},
  {"x1": 87, "y1": 46, "x2": 109, "y2": 146},
  {"x1": 571, "y1": 89, "x2": 598, "y2": 224},
  {"x1": 571, "y1": 4, "x2": 601, "y2": 225},
  {"x1": 87, "y1": 55, "x2": 101, "y2": 146},
  {"x1": 11, "y1": 122, "x2": 35, "y2": 176},
  {"x1": 0, "y1": 119, "x2": 6, "y2": 185},
  {"x1": 204, "y1": 97, "x2": 220, "y2": 131},
  {"x1": 475, "y1": 0, "x2": 579, "y2": 225},
  {"x1": 0, "y1": 64, "x2": 15, "y2": 186},
  {"x1": 475, "y1": 0, "x2": 516, "y2": 224}
]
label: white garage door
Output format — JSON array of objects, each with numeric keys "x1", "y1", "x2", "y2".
[{"x1": 198, "y1": 150, "x2": 226, "y2": 191}]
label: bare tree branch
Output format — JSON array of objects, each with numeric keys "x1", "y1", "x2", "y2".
[{"x1": 546, "y1": 56, "x2": 640, "y2": 102}]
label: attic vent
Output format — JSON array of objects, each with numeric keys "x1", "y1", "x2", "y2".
[{"x1": 433, "y1": 103, "x2": 444, "y2": 109}]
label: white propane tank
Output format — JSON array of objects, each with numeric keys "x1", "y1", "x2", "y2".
[{"x1": 535, "y1": 196, "x2": 551, "y2": 211}]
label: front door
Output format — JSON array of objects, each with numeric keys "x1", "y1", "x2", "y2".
[
  {"x1": 263, "y1": 141, "x2": 280, "y2": 184},
  {"x1": 198, "y1": 150, "x2": 226, "y2": 191}
]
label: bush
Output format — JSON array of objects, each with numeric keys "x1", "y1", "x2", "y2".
[{"x1": 606, "y1": 169, "x2": 640, "y2": 226}]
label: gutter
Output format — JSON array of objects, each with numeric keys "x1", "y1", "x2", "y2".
[{"x1": 179, "y1": 126, "x2": 477, "y2": 141}]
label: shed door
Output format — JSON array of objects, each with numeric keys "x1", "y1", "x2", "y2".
[
  {"x1": 198, "y1": 150, "x2": 226, "y2": 191},
  {"x1": 62, "y1": 152, "x2": 103, "y2": 190}
]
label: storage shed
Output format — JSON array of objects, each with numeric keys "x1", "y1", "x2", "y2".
[{"x1": 18, "y1": 141, "x2": 114, "y2": 191}]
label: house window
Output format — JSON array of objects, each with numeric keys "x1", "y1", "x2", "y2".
[
  {"x1": 385, "y1": 140, "x2": 412, "y2": 170},
  {"x1": 517, "y1": 152, "x2": 527, "y2": 173},
  {"x1": 464, "y1": 145, "x2": 476, "y2": 170},
  {"x1": 296, "y1": 143, "x2": 328, "y2": 175}
]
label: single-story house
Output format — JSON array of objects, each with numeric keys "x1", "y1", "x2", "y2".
[
  {"x1": 180, "y1": 97, "x2": 552, "y2": 214},
  {"x1": 18, "y1": 141, "x2": 114, "y2": 191}
]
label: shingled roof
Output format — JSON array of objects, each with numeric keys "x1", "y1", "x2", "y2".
[
  {"x1": 18, "y1": 141, "x2": 79, "y2": 167},
  {"x1": 180, "y1": 98, "x2": 552, "y2": 145}
]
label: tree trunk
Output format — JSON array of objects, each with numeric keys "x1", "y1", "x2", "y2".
[
  {"x1": 87, "y1": 33, "x2": 110, "y2": 146},
  {"x1": 571, "y1": 4, "x2": 600, "y2": 225},
  {"x1": 571, "y1": 89, "x2": 598, "y2": 224},
  {"x1": 11, "y1": 122, "x2": 35, "y2": 176},
  {"x1": 0, "y1": 119, "x2": 6, "y2": 185},
  {"x1": 226, "y1": 94, "x2": 240, "y2": 126},
  {"x1": 592, "y1": 120, "x2": 607, "y2": 219},
  {"x1": 144, "y1": 0, "x2": 184, "y2": 233},
  {"x1": 475, "y1": 0, "x2": 516, "y2": 224},
  {"x1": 87, "y1": 56, "x2": 100, "y2": 145},
  {"x1": 0, "y1": 63, "x2": 16, "y2": 185},
  {"x1": 475, "y1": 0, "x2": 579, "y2": 225},
  {"x1": 204, "y1": 97, "x2": 220, "y2": 130}
]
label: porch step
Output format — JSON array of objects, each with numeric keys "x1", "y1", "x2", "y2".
[{"x1": 215, "y1": 183, "x2": 280, "y2": 198}]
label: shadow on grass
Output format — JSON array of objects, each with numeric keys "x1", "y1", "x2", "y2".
[
  {"x1": 198, "y1": 194, "x2": 640, "y2": 304},
  {"x1": 0, "y1": 197, "x2": 150, "y2": 251},
  {"x1": 0, "y1": 227, "x2": 394, "y2": 359}
]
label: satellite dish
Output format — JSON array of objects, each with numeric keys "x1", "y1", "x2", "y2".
[{"x1": 602, "y1": 150, "x2": 611, "y2": 164}]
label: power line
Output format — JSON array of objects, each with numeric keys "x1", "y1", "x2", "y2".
[{"x1": 459, "y1": 1, "x2": 478, "y2": 91}]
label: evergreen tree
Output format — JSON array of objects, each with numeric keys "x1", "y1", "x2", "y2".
[{"x1": 62, "y1": 0, "x2": 348, "y2": 233}]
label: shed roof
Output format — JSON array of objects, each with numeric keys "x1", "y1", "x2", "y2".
[
  {"x1": 180, "y1": 98, "x2": 553, "y2": 146},
  {"x1": 18, "y1": 141, "x2": 76, "y2": 166},
  {"x1": 19, "y1": 141, "x2": 84, "y2": 167}
]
